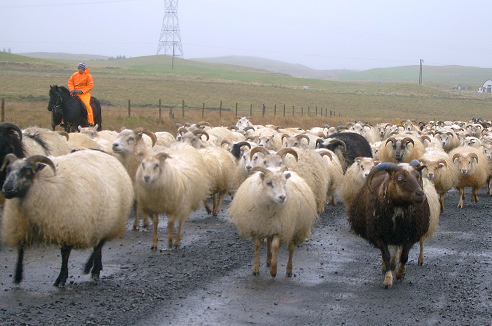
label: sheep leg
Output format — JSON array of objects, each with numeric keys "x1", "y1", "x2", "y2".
[
  {"x1": 418, "y1": 237, "x2": 427, "y2": 266},
  {"x1": 167, "y1": 216, "x2": 176, "y2": 249},
  {"x1": 54, "y1": 245, "x2": 73, "y2": 288},
  {"x1": 457, "y1": 187, "x2": 465, "y2": 208},
  {"x1": 396, "y1": 243, "x2": 413, "y2": 281},
  {"x1": 203, "y1": 199, "x2": 212, "y2": 215},
  {"x1": 472, "y1": 187, "x2": 479, "y2": 203},
  {"x1": 213, "y1": 192, "x2": 226, "y2": 216},
  {"x1": 253, "y1": 235, "x2": 261, "y2": 276},
  {"x1": 132, "y1": 200, "x2": 140, "y2": 230},
  {"x1": 266, "y1": 237, "x2": 272, "y2": 267},
  {"x1": 13, "y1": 243, "x2": 25, "y2": 284},
  {"x1": 390, "y1": 246, "x2": 400, "y2": 271},
  {"x1": 84, "y1": 240, "x2": 106, "y2": 280},
  {"x1": 439, "y1": 193, "x2": 446, "y2": 213},
  {"x1": 142, "y1": 213, "x2": 150, "y2": 229},
  {"x1": 379, "y1": 244, "x2": 393, "y2": 289},
  {"x1": 270, "y1": 235, "x2": 280, "y2": 277},
  {"x1": 286, "y1": 241, "x2": 295, "y2": 277},
  {"x1": 151, "y1": 214, "x2": 159, "y2": 250},
  {"x1": 173, "y1": 216, "x2": 186, "y2": 248}
]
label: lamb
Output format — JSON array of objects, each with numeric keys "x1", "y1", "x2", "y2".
[
  {"x1": 449, "y1": 146, "x2": 489, "y2": 208},
  {"x1": 337, "y1": 156, "x2": 380, "y2": 207},
  {"x1": 227, "y1": 166, "x2": 318, "y2": 277},
  {"x1": 135, "y1": 143, "x2": 211, "y2": 249},
  {"x1": 419, "y1": 149, "x2": 459, "y2": 212},
  {"x1": 378, "y1": 134, "x2": 425, "y2": 164},
  {"x1": 1, "y1": 150, "x2": 133, "y2": 287},
  {"x1": 112, "y1": 127, "x2": 157, "y2": 230},
  {"x1": 347, "y1": 161, "x2": 431, "y2": 288}
]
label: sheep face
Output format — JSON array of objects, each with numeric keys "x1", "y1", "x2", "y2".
[
  {"x1": 453, "y1": 153, "x2": 478, "y2": 175},
  {"x1": 386, "y1": 138, "x2": 414, "y2": 162},
  {"x1": 138, "y1": 152, "x2": 170, "y2": 184},
  {"x1": 257, "y1": 170, "x2": 291, "y2": 204},
  {"x1": 1, "y1": 155, "x2": 55, "y2": 199},
  {"x1": 112, "y1": 129, "x2": 137, "y2": 154},
  {"x1": 419, "y1": 159, "x2": 446, "y2": 181},
  {"x1": 354, "y1": 157, "x2": 380, "y2": 180}
]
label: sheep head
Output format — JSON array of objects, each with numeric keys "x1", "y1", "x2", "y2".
[
  {"x1": 250, "y1": 166, "x2": 291, "y2": 204},
  {"x1": 453, "y1": 152, "x2": 478, "y2": 175},
  {"x1": 138, "y1": 152, "x2": 172, "y2": 184},
  {"x1": 1, "y1": 154, "x2": 56, "y2": 199}
]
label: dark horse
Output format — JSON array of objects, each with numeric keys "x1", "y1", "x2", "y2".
[{"x1": 47, "y1": 85, "x2": 102, "y2": 132}]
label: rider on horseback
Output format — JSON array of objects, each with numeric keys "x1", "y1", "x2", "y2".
[{"x1": 68, "y1": 62, "x2": 95, "y2": 125}]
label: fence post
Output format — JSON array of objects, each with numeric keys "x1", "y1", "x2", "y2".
[
  {"x1": 235, "y1": 103, "x2": 238, "y2": 117},
  {"x1": 250, "y1": 104, "x2": 252, "y2": 116},
  {"x1": 301, "y1": 107, "x2": 304, "y2": 116},
  {"x1": 274, "y1": 104, "x2": 276, "y2": 117},
  {"x1": 219, "y1": 100, "x2": 222, "y2": 119},
  {"x1": 158, "y1": 99, "x2": 162, "y2": 120},
  {"x1": 262, "y1": 104, "x2": 265, "y2": 117},
  {"x1": 182, "y1": 100, "x2": 185, "y2": 118},
  {"x1": 1, "y1": 98, "x2": 4, "y2": 122},
  {"x1": 169, "y1": 106, "x2": 173, "y2": 118},
  {"x1": 292, "y1": 106, "x2": 294, "y2": 116},
  {"x1": 128, "y1": 100, "x2": 131, "y2": 117},
  {"x1": 308, "y1": 107, "x2": 310, "y2": 116},
  {"x1": 315, "y1": 106, "x2": 318, "y2": 117},
  {"x1": 283, "y1": 104, "x2": 286, "y2": 117},
  {"x1": 202, "y1": 103, "x2": 205, "y2": 119}
]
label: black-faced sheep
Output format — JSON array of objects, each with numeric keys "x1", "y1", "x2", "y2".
[
  {"x1": 1, "y1": 150, "x2": 134, "y2": 287},
  {"x1": 347, "y1": 161, "x2": 430, "y2": 288},
  {"x1": 449, "y1": 146, "x2": 489, "y2": 208},
  {"x1": 135, "y1": 143, "x2": 211, "y2": 249},
  {"x1": 378, "y1": 134, "x2": 425, "y2": 164},
  {"x1": 227, "y1": 167, "x2": 318, "y2": 277}
]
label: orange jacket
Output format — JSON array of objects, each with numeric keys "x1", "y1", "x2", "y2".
[{"x1": 68, "y1": 68, "x2": 93, "y2": 95}]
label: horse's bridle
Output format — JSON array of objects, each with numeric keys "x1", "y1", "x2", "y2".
[{"x1": 49, "y1": 90, "x2": 77, "y2": 111}]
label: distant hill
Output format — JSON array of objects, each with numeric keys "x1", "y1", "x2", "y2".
[
  {"x1": 17, "y1": 52, "x2": 110, "y2": 61},
  {"x1": 191, "y1": 55, "x2": 356, "y2": 80}
]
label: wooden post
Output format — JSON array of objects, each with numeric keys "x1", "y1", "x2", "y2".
[
  {"x1": 315, "y1": 106, "x2": 318, "y2": 117},
  {"x1": 274, "y1": 104, "x2": 277, "y2": 117},
  {"x1": 308, "y1": 106, "x2": 310, "y2": 116},
  {"x1": 250, "y1": 104, "x2": 252, "y2": 116},
  {"x1": 202, "y1": 103, "x2": 205, "y2": 119},
  {"x1": 127, "y1": 100, "x2": 131, "y2": 117},
  {"x1": 219, "y1": 100, "x2": 222, "y2": 119},
  {"x1": 235, "y1": 103, "x2": 238, "y2": 117},
  {"x1": 262, "y1": 104, "x2": 265, "y2": 117},
  {"x1": 158, "y1": 99, "x2": 162, "y2": 120},
  {"x1": 169, "y1": 107, "x2": 173, "y2": 118},
  {"x1": 292, "y1": 106, "x2": 294, "y2": 116},
  {"x1": 283, "y1": 104, "x2": 286, "y2": 117},
  {"x1": 182, "y1": 100, "x2": 185, "y2": 118},
  {"x1": 301, "y1": 107, "x2": 304, "y2": 116},
  {"x1": 1, "y1": 98, "x2": 4, "y2": 122}
]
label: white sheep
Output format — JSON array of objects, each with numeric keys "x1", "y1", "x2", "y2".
[
  {"x1": 1, "y1": 150, "x2": 133, "y2": 287},
  {"x1": 228, "y1": 166, "x2": 318, "y2": 277},
  {"x1": 112, "y1": 127, "x2": 157, "y2": 230},
  {"x1": 135, "y1": 143, "x2": 211, "y2": 249},
  {"x1": 22, "y1": 126, "x2": 71, "y2": 157},
  {"x1": 449, "y1": 146, "x2": 489, "y2": 208},
  {"x1": 337, "y1": 156, "x2": 380, "y2": 207}
]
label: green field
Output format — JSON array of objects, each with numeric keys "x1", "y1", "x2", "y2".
[{"x1": 1, "y1": 51, "x2": 492, "y2": 132}]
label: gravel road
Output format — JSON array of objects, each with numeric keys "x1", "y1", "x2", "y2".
[{"x1": 0, "y1": 185, "x2": 491, "y2": 326}]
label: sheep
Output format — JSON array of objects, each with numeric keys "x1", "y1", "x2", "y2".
[
  {"x1": 227, "y1": 166, "x2": 318, "y2": 277},
  {"x1": 66, "y1": 132, "x2": 104, "y2": 151},
  {"x1": 481, "y1": 143, "x2": 492, "y2": 195},
  {"x1": 236, "y1": 116, "x2": 254, "y2": 130},
  {"x1": 249, "y1": 146, "x2": 330, "y2": 213},
  {"x1": 337, "y1": 156, "x2": 380, "y2": 207},
  {"x1": 449, "y1": 146, "x2": 489, "y2": 208},
  {"x1": 112, "y1": 127, "x2": 157, "y2": 230},
  {"x1": 199, "y1": 146, "x2": 237, "y2": 216},
  {"x1": 0, "y1": 150, "x2": 133, "y2": 287},
  {"x1": 419, "y1": 149, "x2": 459, "y2": 212},
  {"x1": 435, "y1": 130, "x2": 460, "y2": 152},
  {"x1": 378, "y1": 134, "x2": 425, "y2": 164},
  {"x1": 134, "y1": 143, "x2": 211, "y2": 249},
  {"x1": 281, "y1": 133, "x2": 312, "y2": 149},
  {"x1": 315, "y1": 148, "x2": 344, "y2": 206},
  {"x1": 22, "y1": 126, "x2": 71, "y2": 157},
  {"x1": 347, "y1": 161, "x2": 431, "y2": 288},
  {"x1": 317, "y1": 132, "x2": 373, "y2": 173}
]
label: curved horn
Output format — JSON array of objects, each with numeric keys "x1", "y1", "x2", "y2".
[
  {"x1": 249, "y1": 146, "x2": 270, "y2": 160},
  {"x1": 385, "y1": 137, "x2": 396, "y2": 146},
  {"x1": 452, "y1": 153, "x2": 461, "y2": 162},
  {"x1": 367, "y1": 162, "x2": 401, "y2": 192},
  {"x1": 27, "y1": 155, "x2": 56, "y2": 175},
  {"x1": 155, "y1": 152, "x2": 172, "y2": 161},
  {"x1": 56, "y1": 131, "x2": 69, "y2": 141},
  {"x1": 329, "y1": 139, "x2": 347, "y2": 152},
  {"x1": 281, "y1": 133, "x2": 290, "y2": 144},
  {"x1": 134, "y1": 128, "x2": 157, "y2": 147},
  {"x1": 276, "y1": 148, "x2": 298, "y2": 162},
  {"x1": 469, "y1": 152, "x2": 478, "y2": 163},
  {"x1": 221, "y1": 139, "x2": 231, "y2": 147},
  {"x1": 420, "y1": 135, "x2": 431, "y2": 143},
  {"x1": 243, "y1": 126, "x2": 255, "y2": 131},
  {"x1": 316, "y1": 138, "x2": 325, "y2": 148},
  {"x1": 192, "y1": 129, "x2": 209, "y2": 141},
  {"x1": 315, "y1": 148, "x2": 333, "y2": 160},
  {"x1": 229, "y1": 125, "x2": 239, "y2": 130},
  {"x1": 196, "y1": 121, "x2": 212, "y2": 128},
  {"x1": 403, "y1": 137, "x2": 415, "y2": 146},
  {"x1": 295, "y1": 134, "x2": 310, "y2": 144},
  {"x1": 249, "y1": 166, "x2": 271, "y2": 175},
  {"x1": 1, "y1": 153, "x2": 18, "y2": 171},
  {"x1": 176, "y1": 126, "x2": 188, "y2": 136},
  {"x1": 436, "y1": 158, "x2": 447, "y2": 167},
  {"x1": 230, "y1": 141, "x2": 252, "y2": 159},
  {"x1": 0, "y1": 122, "x2": 23, "y2": 141}
]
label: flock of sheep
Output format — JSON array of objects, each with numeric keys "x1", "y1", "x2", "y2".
[{"x1": 0, "y1": 116, "x2": 490, "y2": 289}]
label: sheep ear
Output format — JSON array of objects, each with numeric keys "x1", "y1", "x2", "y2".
[
  {"x1": 259, "y1": 172, "x2": 265, "y2": 181},
  {"x1": 284, "y1": 172, "x2": 291, "y2": 180}
]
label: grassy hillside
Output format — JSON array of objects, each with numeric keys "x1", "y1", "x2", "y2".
[{"x1": 1, "y1": 52, "x2": 492, "y2": 133}]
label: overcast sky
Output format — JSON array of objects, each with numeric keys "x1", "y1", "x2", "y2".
[{"x1": 1, "y1": 0, "x2": 491, "y2": 70}]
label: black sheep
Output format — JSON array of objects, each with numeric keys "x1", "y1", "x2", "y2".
[{"x1": 317, "y1": 132, "x2": 372, "y2": 172}]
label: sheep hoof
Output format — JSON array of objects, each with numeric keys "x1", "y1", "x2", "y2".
[
  {"x1": 150, "y1": 245, "x2": 157, "y2": 250},
  {"x1": 286, "y1": 272, "x2": 292, "y2": 277},
  {"x1": 382, "y1": 271, "x2": 393, "y2": 289},
  {"x1": 252, "y1": 271, "x2": 259, "y2": 276}
]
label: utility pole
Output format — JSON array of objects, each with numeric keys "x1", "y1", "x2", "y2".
[
  {"x1": 419, "y1": 59, "x2": 424, "y2": 85},
  {"x1": 156, "y1": 0, "x2": 183, "y2": 68}
]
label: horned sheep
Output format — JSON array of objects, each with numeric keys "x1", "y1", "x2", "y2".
[
  {"x1": 347, "y1": 161, "x2": 432, "y2": 288},
  {"x1": 227, "y1": 166, "x2": 318, "y2": 277},
  {"x1": 378, "y1": 134, "x2": 425, "y2": 164},
  {"x1": 1, "y1": 150, "x2": 133, "y2": 287}
]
